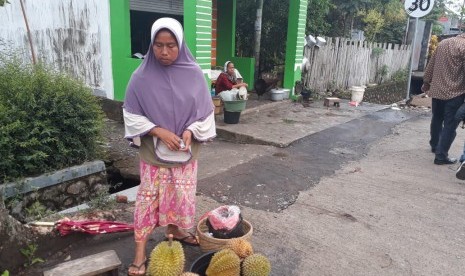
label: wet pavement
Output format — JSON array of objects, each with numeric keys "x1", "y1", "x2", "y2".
[{"x1": 200, "y1": 108, "x2": 418, "y2": 213}]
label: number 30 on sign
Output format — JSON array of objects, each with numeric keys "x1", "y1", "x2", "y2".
[{"x1": 404, "y1": 0, "x2": 435, "y2": 18}]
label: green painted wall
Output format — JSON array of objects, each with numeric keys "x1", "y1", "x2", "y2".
[
  {"x1": 216, "y1": 0, "x2": 254, "y2": 89},
  {"x1": 230, "y1": 57, "x2": 255, "y2": 90},
  {"x1": 183, "y1": 1, "x2": 198, "y2": 55},
  {"x1": 184, "y1": 0, "x2": 213, "y2": 79},
  {"x1": 109, "y1": 0, "x2": 142, "y2": 101},
  {"x1": 283, "y1": 0, "x2": 307, "y2": 99}
]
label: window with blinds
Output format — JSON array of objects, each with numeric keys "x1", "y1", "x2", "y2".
[{"x1": 130, "y1": 0, "x2": 183, "y2": 15}]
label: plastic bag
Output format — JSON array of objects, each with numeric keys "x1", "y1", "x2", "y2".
[
  {"x1": 218, "y1": 89, "x2": 239, "y2": 101},
  {"x1": 207, "y1": 214, "x2": 244, "y2": 239},
  {"x1": 207, "y1": 205, "x2": 240, "y2": 230},
  {"x1": 238, "y1": 86, "x2": 248, "y2": 100},
  {"x1": 203, "y1": 205, "x2": 244, "y2": 239}
]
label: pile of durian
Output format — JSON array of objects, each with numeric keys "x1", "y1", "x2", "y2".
[
  {"x1": 205, "y1": 238, "x2": 271, "y2": 276},
  {"x1": 146, "y1": 235, "x2": 270, "y2": 276}
]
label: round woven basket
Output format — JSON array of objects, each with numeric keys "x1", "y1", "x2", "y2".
[{"x1": 196, "y1": 217, "x2": 253, "y2": 252}]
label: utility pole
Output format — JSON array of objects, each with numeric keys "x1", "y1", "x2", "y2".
[
  {"x1": 460, "y1": 0, "x2": 465, "y2": 33},
  {"x1": 19, "y1": 0, "x2": 36, "y2": 65},
  {"x1": 253, "y1": 0, "x2": 264, "y2": 81}
]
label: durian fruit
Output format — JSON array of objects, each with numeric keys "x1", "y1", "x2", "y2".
[
  {"x1": 242, "y1": 253, "x2": 271, "y2": 276},
  {"x1": 209, "y1": 248, "x2": 235, "y2": 263},
  {"x1": 147, "y1": 234, "x2": 185, "y2": 276},
  {"x1": 205, "y1": 249, "x2": 241, "y2": 276},
  {"x1": 225, "y1": 238, "x2": 254, "y2": 259},
  {"x1": 180, "y1": 273, "x2": 200, "y2": 276}
]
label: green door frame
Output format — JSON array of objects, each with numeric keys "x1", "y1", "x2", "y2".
[
  {"x1": 283, "y1": 0, "x2": 308, "y2": 100},
  {"x1": 109, "y1": 0, "x2": 142, "y2": 101}
]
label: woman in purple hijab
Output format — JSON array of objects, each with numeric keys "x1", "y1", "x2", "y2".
[{"x1": 123, "y1": 17, "x2": 215, "y2": 275}]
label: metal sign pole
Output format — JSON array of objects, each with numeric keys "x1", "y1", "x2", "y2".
[
  {"x1": 406, "y1": 17, "x2": 419, "y2": 100},
  {"x1": 404, "y1": 0, "x2": 435, "y2": 99}
]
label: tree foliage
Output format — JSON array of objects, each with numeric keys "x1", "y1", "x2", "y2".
[
  {"x1": 236, "y1": 0, "x2": 255, "y2": 58},
  {"x1": 306, "y1": 0, "x2": 333, "y2": 36},
  {"x1": 360, "y1": 9, "x2": 385, "y2": 41},
  {"x1": 237, "y1": 0, "x2": 289, "y2": 72}
]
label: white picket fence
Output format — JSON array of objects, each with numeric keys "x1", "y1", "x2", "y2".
[{"x1": 302, "y1": 37, "x2": 412, "y2": 93}]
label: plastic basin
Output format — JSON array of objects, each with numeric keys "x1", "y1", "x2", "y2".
[
  {"x1": 190, "y1": 251, "x2": 215, "y2": 275},
  {"x1": 223, "y1": 100, "x2": 246, "y2": 112}
]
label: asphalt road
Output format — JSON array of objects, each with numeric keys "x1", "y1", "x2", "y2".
[{"x1": 29, "y1": 106, "x2": 465, "y2": 276}]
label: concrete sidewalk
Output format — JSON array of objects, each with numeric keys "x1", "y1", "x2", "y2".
[{"x1": 215, "y1": 98, "x2": 387, "y2": 147}]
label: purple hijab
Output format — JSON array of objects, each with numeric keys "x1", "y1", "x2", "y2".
[{"x1": 123, "y1": 18, "x2": 213, "y2": 137}]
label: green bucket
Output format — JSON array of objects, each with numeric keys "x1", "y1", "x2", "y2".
[{"x1": 223, "y1": 100, "x2": 247, "y2": 112}]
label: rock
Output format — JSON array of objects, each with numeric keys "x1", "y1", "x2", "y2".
[
  {"x1": 409, "y1": 94, "x2": 432, "y2": 108},
  {"x1": 115, "y1": 195, "x2": 128, "y2": 203},
  {"x1": 66, "y1": 181, "x2": 87, "y2": 195},
  {"x1": 93, "y1": 184, "x2": 108, "y2": 193},
  {"x1": 10, "y1": 201, "x2": 24, "y2": 219},
  {"x1": 63, "y1": 197, "x2": 75, "y2": 207}
]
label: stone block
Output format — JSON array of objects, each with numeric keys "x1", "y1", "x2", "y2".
[
  {"x1": 66, "y1": 181, "x2": 87, "y2": 195},
  {"x1": 43, "y1": 250, "x2": 121, "y2": 276},
  {"x1": 409, "y1": 94, "x2": 432, "y2": 108}
]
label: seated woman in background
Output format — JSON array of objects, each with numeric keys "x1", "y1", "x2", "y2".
[{"x1": 215, "y1": 61, "x2": 248, "y2": 95}]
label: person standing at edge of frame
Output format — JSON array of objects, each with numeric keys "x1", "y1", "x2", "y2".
[{"x1": 422, "y1": 33, "x2": 465, "y2": 166}]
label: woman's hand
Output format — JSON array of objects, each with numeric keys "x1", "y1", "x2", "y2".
[
  {"x1": 181, "y1": 130, "x2": 193, "y2": 152},
  {"x1": 150, "y1": 127, "x2": 182, "y2": 151},
  {"x1": 421, "y1": 83, "x2": 430, "y2": 94}
]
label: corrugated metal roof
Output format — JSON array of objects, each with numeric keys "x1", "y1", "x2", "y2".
[{"x1": 130, "y1": 0, "x2": 183, "y2": 15}]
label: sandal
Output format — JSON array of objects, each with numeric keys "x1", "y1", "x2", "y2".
[
  {"x1": 128, "y1": 258, "x2": 147, "y2": 276},
  {"x1": 165, "y1": 232, "x2": 200, "y2": 246}
]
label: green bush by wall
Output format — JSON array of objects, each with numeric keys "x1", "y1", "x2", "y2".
[{"x1": 0, "y1": 57, "x2": 104, "y2": 183}]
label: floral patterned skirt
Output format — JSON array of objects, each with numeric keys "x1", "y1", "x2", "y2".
[{"x1": 134, "y1": 159, "x2": 197, "y2": 242}]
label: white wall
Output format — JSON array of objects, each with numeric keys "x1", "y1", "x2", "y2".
[{"x1": 0, "y1": 0, "x2": 114, "y2": 99}]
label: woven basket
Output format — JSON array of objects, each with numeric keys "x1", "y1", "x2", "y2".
[{"x1": 196, "y1": 217, "x2": 253, "y2": 252}]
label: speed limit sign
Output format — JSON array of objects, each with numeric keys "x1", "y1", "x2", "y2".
[{"x1": 404, "y1": 0, "x2": 435, "y2": 18}]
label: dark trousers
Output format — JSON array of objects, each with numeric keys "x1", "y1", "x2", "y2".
[
  {"x1": 455, "y1": 102, "x2": 465, "y2": 162},
  {"x1": 430, "y1": 94, "x2": 465, "y2": 160}
]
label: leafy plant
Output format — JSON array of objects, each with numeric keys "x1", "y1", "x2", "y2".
[
  {"x1": 306, "y1": 0, "x2": 333, "y2": 36},
  {"x1": 86, "y1": 189, "x2": 115, "y2": 212},
  {"x1": 1, "y1": 270, "x2": 9, "y2": 276},
  {"x1": 361, "y1": 9, "x2": 385, "y2": 41},
  {"x1": 391, "y1": 68, "x2": 409, "y2": 82},
  {"x1": 20, "y1": 243, "x2": 44, "y2": 267},
  {"x1": 0, "y1": 0, "x2": 9, "y2": 7},
  {"x1": 376, "y1": 64, "x2": 389, "y2": 84},
  {"x1": 25, "y1": 200, "x2": 51, "y2": 221},
  {"x1": 371, "y1": 47, "x2": 384, "y2": 58},
  {"x1": 0, "y1": 56, "x2": 104, "y2": 183}
]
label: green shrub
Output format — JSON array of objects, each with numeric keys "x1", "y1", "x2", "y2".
[
  {"x1": 0, "y1": 57, "x2": 104, "y2": 183},
  {"x1": 391, "y1": 68, "x2": 409, "y2": 82},
  {"x1": 371, "y1": 47, "x2": 384, "y2": 58}
]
